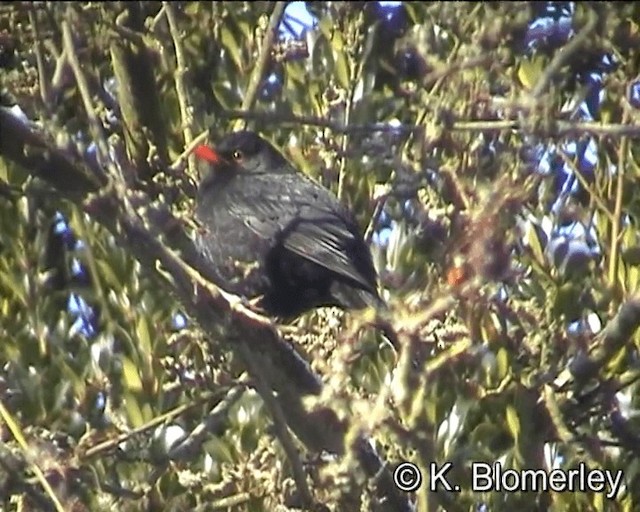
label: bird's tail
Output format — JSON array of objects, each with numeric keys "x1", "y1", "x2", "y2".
[{"x1": 331, "y1": 282, "x2": 399, "y2": 350}]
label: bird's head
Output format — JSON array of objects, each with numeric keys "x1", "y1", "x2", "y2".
[{"x1": 193, "y1": 130, "x2": 289, "y2": 177}]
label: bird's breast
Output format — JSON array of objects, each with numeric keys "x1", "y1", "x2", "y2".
[{"x1": 195, "y1": 199, "x2": 271, "y2": 298}]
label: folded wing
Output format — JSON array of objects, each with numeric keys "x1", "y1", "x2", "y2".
[{"x1": 226, "y1": 178, "x2": 377, "y2": 294}]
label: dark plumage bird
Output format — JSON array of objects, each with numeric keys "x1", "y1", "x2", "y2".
[{"x1": 193, "y1": 130, "x2": 383, "y2": 319}]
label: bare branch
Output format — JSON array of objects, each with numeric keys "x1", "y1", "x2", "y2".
[
  {"x1": 61, "y1": 16, "x2": 111, "y2": 166},
  {"x1": 0, "y1": 402, "x2": 66, "y2": 512},
  {"x1": 530, "y1": 9, "x2": 598, "y2": 99},
  {"x1": 233, "y1": 2, "x2": 287, "y2": 130},
  {"x1": 422, "y1": 53, "x2": 497, "y2": 88},
  {"x1": 558, "y1": 150, "x2": 615, "y2": 222},
  {"x1": 28, "y1": 8, "x2": 51, "y2": 107},
  {"x1": 166, "y1": 386, "x2": 245, "y2": 460},
  {"x1": 169, "y1": 128, "x2": 209, "y2": 172},
  {"x1": 164, "y1": 2, "x2": 196, "y2": 176},
  {"x1": 224, "y1": 109, "x2": 640, "y2": 138},
  {"x1": 84, "y1": 388, "x2": 237, "y2": 459},
  {"x1": 608, "y1": 109, "x2": 630, "y2": 285}
]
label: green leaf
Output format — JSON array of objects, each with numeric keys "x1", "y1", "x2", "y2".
[
  {"x1": 124, "y1": 391, "x2": 144, "y2": 428},
  {"x1": 527, "y1": 223, "x2": 546, "y2": 266},
  {"x1": 0, "y1": 269, "x2": 27, "y2": 306},
  {"x1": 212, "y1": 83, "x2": 240, "y2": 109},
  {"x1": 335, "y1": 50, "x2": 351, "y2": 91},
  {"x1": 517, "y1": 56, "x2": 545, "y2": 90},
  {"x1": 505, "y1": 405, "x2": 520, "y2": 441},
  {"x1": 220, "y1": 26, "x2": 243, "y2": 69},
  {"x1": 496, "y1": 347, "x2": 509, "y2": 380},
  {"x1": 95, "y1": 259, "x2": 121, "y2": 293},
  {"x1": 318, "y1": 17, "x2": 333, "y2": 41},
  {"x1": 136, "y1": 315, "x2": 152, "y2": 355},
  {"x1": 122, "y1": 356, "x2": 143, "y2": 393}
]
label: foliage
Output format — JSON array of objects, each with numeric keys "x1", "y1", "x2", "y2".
[{"x1": 1, "y1": 2, "x2": 640, "y2": 511}]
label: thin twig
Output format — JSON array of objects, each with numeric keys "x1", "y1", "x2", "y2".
[
  {"x1": 422, "y1": 53, "x2": 496, "y2": 87},
  {"x1": 558, "y1": 150, "x2": 615, "y2": 223},
  {"x1": 61, "y1": 16, "x2": 110, "y2": 166},
  {"x1": 336, "y1": 14, "x2": 366, "y2": 201},
  {"x1": 364, "y1": 194, "x2": 388, "y2": 243},
  {"x1": 395, "y1": 285, "x2": 471, "y2": 335},
  {"x1": 83, "y1": 388, "x2": 230, "y2": 459},
  {"x1": 150, "y1": 4, "x2": 167, "y2": 32},
  {"x1": 608, "y1": 109, "x2": 629, "y2": 287},
  {"x1": 233, "y1": 2, "x2": 286, "y2": 130},
  {"x1": 530, "y1": 9, "x2": 597, "y2": 99},
  {"x1": 551, "y1": 121, "x2": 640, "y2": 138},
  {"x1": 167, "y1": 386, "x2": 246, "y2": 460},
  {"x1": 169, "y1": 128, "x2": 210, "y2": 172},
  {"x1": 165, "y1": 2, "x2": 196, "y2": 176},
  {"x1": 0, "y1": 401, "x2": 66, "y2": 512},
  {"x1": 223, "y1": 110, "x2": 640, "y2": 138},
  {"x1": 452, "y1": 119, "x2": 521, "y2": 132},
  {"x1": 107, "y1": 17, "x2": 163, "y2": 54},
  {"x1": 225, "y1": 109, "x2": 422, "y2": 134},
  {"x1": 337, "y1": 102, "x2": 351, "y2": 201},
  {"x1": 28, "y1": 8, "x2": 51, "y2": 107},
  {"x1": 50, "y1": 48, "x2": 69, "y2": 94}
]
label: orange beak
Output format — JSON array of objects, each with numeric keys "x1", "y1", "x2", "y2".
[{"x1": 193, "y1": 144, "x2": 222, "y2": 164}]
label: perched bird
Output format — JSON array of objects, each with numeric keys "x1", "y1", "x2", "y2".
[{"x1": 193, "y1": 130, "x2": 384, "y2": 319}]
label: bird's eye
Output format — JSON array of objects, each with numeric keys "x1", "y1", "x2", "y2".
[{"x1": 232, "y1": 150, "x2": 243, "y2": 160}]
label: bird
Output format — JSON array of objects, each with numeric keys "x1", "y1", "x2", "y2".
[{"x1": 192, "y1": 130, "x2": 384, "y2": 320}]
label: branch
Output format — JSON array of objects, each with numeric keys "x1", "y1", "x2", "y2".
[
  {"x1": 224, "y1": 109, "x2": 422, "y2": 134},
  {"x1": 553, "y1": 296, "x2": 640, "y2": 389},
  {"x1": 109, "y1": 4, "x2": 169, "y2": 180},
  {"x1": 608, "y1": 109, "x2": 630, "y2": 286},
  {"x1": 530, "y1": 9, "x2": 598, "y2": 99},
  {"x1": 0, "y1": 109, "x2": 105, "y2": 201},
  {"x1": 28, "y1": 8, "x2": 51, "y2": 107},
  {"x1": 233, "y1": 2, "x2": 286, "y2": 129},
  {"x1": 84, "y1": 388, "x2": 236, "y2": 459},
  {"x1": 168, "y1": 128, "x2": 209, "y2": 172},
  {"x1": 166, "y1": 386, "x2": 245, "y2": 460},
  {"x1": 558, "y1": 150, "x2": 614, "y2": 222},
  {"x1": 422, "y1": 53, "x2": 496, "y2": 88},
  {"x1": 222, "y1": 110, "x2": 640, "y2": 138},
  {"x1": 0, "y1": 401, "x2": 66, "y2": 512},
  {"x1": 239, "y1": 343, "x2": 315, "y2": 508},
  {"x1": 61, "y1": 17, "x2": 111, "y2": 166},
  {"x1": 164, "y1": 2, "x2": 196, "y2": 177}
]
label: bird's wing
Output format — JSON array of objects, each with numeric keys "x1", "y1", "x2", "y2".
[
  {"x1": 282, "y1": 209, "x2": 376, "y2": 290},
  {"x1": 226, "y1": 186, "x2": 376, "y2": 290}
]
